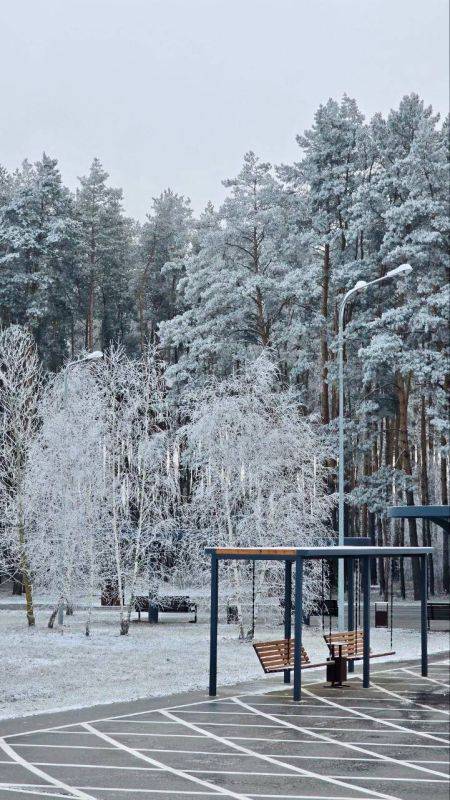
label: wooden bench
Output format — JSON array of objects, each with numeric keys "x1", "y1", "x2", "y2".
[
  {"x1": 427, "y1": 602, "x2": 450, "y2": 630},
  {"x1": 324, "y1": 630, "x2": 395, "y2": 661},
  {"x1": 135, "y1": 595, "x2": 197, "y2": 623},
  {"x1": 253, "y1": 638, "x2": 332, "y2": 674}
]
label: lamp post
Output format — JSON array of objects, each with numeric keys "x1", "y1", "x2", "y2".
[
  {"x1": 58, "y1": 350, "x2": 103, "y2": 627},
  {"x1": 337, "y1": 264, "x2": 412, "y2": 631}
]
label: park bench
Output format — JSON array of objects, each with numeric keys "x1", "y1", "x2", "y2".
[
  {"x1": 324, "y1": 630, "x2": 395, "y2": 661},
  {"x1": 134, "y1": 595, "x2": 197, "y2": 623},
  {"x1": 323, "y1": 630, "x2": 395, "y2": 686},
  {"x1": 253, "y1": 638, "x2": 332, "y2": 674},
  {"x1": 427, "y1": 601, "x2": 450, "y2": 630}
]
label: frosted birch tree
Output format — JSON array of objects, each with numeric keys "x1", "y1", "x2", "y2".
[
  {"x1": 99, "y1": 344, "x2": 179, "y2": 634},
  {"x1": 0, "y1": 325, "x2": 42, "y2": 626},
  {"x1": 180, "y1": 353, "x2": 333, "y2": 639},
  {"x1": 22, "y1": 366, "x2": 106, "y2": 632}
]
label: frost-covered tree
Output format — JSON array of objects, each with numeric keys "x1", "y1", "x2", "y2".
[
  {"x1": 180, "y1": 353, "x2": 333, "y2": 638},
  {"x1": 98, "y1": 344, "x2": 179, "y2": 634},
  {"x1": 22, "y1": 366, "x2": 106, "y2": 632},
  {"x1": 347, "y1": 95, "x2": 449, "y2": 596},
  {"x1": 76, "y1": 158, "x2": 135, "y2": 353},
  {"x1": 161, "y1": 154, "x2": 302, "y2": 385},
  {"x1": 137, "y1": 189, "x2": 192, "y2": 350},
  {"x1": 0, "y1": 326, "x2": 42, "y2": 625},
  {"x1": 279, "y1": 97, "x2": 365, "y2": 425},
  {"x1": 0, "y1": 155, "x2": 79, "y2": 369}
]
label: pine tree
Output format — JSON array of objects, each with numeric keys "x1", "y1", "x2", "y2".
[
  {"x1": 0, "y1": 154, "x2": 79, "y2": 369},
  {"x1": 160, "y1": 153, "x2": 297, "y2": 384},
  {"x1": 76, "y1": 158, "x2": 135, "y2": 353},
  {"x1": 137, "y1": 189, "x2": 192, "y2": 350}
]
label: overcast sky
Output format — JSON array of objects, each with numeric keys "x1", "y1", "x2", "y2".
[{"x1": 1, "y1": 0, "x2": 448, "y2": 219}]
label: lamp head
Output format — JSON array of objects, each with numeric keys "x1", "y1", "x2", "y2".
[
  {"x1": 385, "y1": 263, "x2": 413, "y2": 278},
  {"x1": 353, "y1": 280, "x2": 368, "y2": 291}
]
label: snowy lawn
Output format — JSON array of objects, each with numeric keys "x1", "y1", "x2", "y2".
[{"x1": 1, "y1": 604, "x2": 449, "y2": 721}]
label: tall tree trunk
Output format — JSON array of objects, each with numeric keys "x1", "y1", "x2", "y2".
[
  {"x1": 18, "y1": 515, "x2": 35, "y2": 627},
  {"x1": 320, "y1": 243, "x2": 330, "y2": 426},
  {"x1": 396, "y1": 373, "x2": 420, "y2": 599},
  {"x1": 441, "y1": 439, "x2": 449, "y2": 593},
  {"x1": 420, "y1": 396, "x2": 434, "y2": 594},
  {"x1": 86, "y1": 278, "x2": 95, "y2": 352}
]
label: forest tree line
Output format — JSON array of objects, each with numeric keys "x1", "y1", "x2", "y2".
[{"x1": 0, "y1": 92, "x2": 449, "y2": 600}]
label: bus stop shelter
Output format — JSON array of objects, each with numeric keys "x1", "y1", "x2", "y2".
[{"x1": 206, "y1": 545, "x2": 433, "y2": 701}]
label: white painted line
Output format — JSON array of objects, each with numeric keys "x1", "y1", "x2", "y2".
[
  {"x1": 301, "y1": 686, "x2": 449, "y2": 744},
  {"x1": 72, "y1": 791, "x2": 374, "y2": 799},
  {"x1": 257, "y1": 795, "x2": 379, "y2": 800},
  {"x1": 194, "y1": 771, "x2": 449, "y2": 782},
  {"x1": 234, "y1": 697, "x2": 449, "y2": 780},
  {"x1": 0, "y1": 786, "x2": 73, "y2": 799},
  {"x1": 246, "y1": 701, "x2": 435, "y2": 711},
  {"x1": 75, "y1": 791, "x2": 216, "y2": 796},
  {"x1": 29, "y1": 745, "x2": 437, "y2": 764},
  {"x1": 31, "y1": 762, "x2": 161, "y2": 771},
  {"x1": 82, "y1": 722, "x2": 252, "y2": 800},
  {"x1": 12, "y1": 744, "x2": 117, "y2": 750},
  {"x1": 161, "y1": 709, "x2": 401, "y2": 800},
  {"x1": 0, "y1": 739, "x2": 96, "y2": 800},
  {"x1": 135, "y1": 748, "x2": 447, "y2": 764},
  {"x1": 329, "y1": 777, "x2": 449, "y2": 782},
  {"x1": 96, "y1": 718, "x2": 448, "y2": 735},
  {"x1": 174, "y1": 709, "x2": 449, "y2": 723},
  {"x1": 400, "y1": 669, "x2": 450, "y2": 688},
  {"x1": 369, "y1": 679, "x2": 450, "y2": 716},
  {"x1": 226, "y1": 735, "x2": 449, "y2": 748}
]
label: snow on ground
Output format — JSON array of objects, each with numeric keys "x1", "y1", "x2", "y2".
[{"x1": 1, "y1": 603, "x2": 448, "y2": 721}]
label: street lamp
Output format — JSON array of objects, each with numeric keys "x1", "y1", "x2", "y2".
[
  {"x1": 337, "y1": 263, "x2": 412, "y2": 631},
  {"x1": 58, "y1": 350, "x2": 103, "y2": 627}
]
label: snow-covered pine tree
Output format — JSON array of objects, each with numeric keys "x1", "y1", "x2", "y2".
[
  {"x1": 0, "y1": 155, "x2": 79, "y2": 369},
  {"x1": 76, "y1": 158, "x2": 135, "y2": 354},
  {"x1": 136, "y1": 189, "x2": 192, "y2": 353},
  {"x1": 160, "y1": 153, "x2": 297, "y2": 385}
]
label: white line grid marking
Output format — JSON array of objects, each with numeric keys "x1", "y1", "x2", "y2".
[
  {"x1": 233, "y1": 697, "x2": 449, "y2": 780},
  {"x1": 159, "y1": 708, "x2": 401, "y2": 800},
  {"x1": 2, "y1": 658, "x2": 449, "y2": 800},
  {"x1": 368, "y1": 679, "x2": 450, "y2": 715},
  {"x1": 82, "y1": 722, "x2": 252, "y2": 800},
  {"x1": 301, "y1": 684, "x2": 449, "y2": 743},
  {"x1": 400, "y1": 668, "x2": 450, "y2": 688},
  {"x1": 0, "y1": 738, "x2": 95, "y2": 800}
]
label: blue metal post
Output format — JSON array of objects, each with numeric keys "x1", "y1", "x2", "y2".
[
  {"x1": 420, "y1": 555, "x2": 428, "y2": 677},
  {"x1": 284, "y1": 560, "x2": 292, "y2": 684},
  {"x1": 293, "y1": 556, "x2": 303, "y2": 701},
  {"x1": 209, "y1": 553, "x2": 219, "y2": 696},
  {"x1": 347, "y1": 557, "x2": 354, "y2": 673},
  {"x1": 362, "y1": 557, "x2": 370, "y2": 688}
]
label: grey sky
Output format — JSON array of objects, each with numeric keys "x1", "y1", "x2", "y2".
[{"x1": 1, "y1": 0, "x2": 448, "y2": 219}]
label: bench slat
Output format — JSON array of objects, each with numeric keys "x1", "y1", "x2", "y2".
[
  {"x1": 324, "y1": 631, "x2": 395, "y2": 661},
  {"x1": 253, "y1": 639, "x2": 314, "y2": 673}
]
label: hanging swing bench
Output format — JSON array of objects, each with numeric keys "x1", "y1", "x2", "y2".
[
  {"x1": 253, "y1": 639, "x2": 333, "y2": 674},
  {"x1": 323, "y1": 554, "x2": 396, "y2": 667},
  {"x1": 253, "y1": 553, "x2": 396, "y2": 683}
]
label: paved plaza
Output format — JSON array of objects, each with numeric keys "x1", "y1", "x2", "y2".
[{"x1": 0, "y1": 655, "x2": 448, "y2": 800}]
